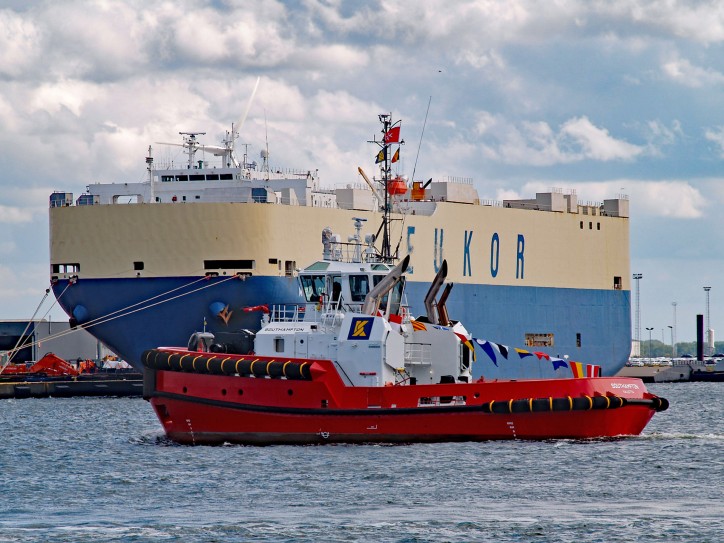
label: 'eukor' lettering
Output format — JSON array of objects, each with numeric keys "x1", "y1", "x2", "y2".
[
  {"x1": 490, "y1": 232, "x2": 500, "y2": 278},
  {"x1": 516, "y1": 234, "x2": 525, "y2": 279},
  {"x1": 463, "y1": 230, "x2": 473, "y2": 276},
  {"x1": 433, "y1": 228, "x2": 444, "y2": 273},
  {"x1": 406, "y1": 226, "x2": 416, "y2": 274}
]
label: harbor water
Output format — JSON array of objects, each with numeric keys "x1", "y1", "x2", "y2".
[{"x1": 0, "y1": 383, "x2": 721, "y2": 542}]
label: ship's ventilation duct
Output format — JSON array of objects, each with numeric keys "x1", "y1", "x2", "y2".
[{"x1": 362, "y1": 255, "x2": 409, "y2": 315}]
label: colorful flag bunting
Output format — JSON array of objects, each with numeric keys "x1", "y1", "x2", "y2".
[
  {"x1": 454, "y1": 333, "x2": 476, "y2": 361},
  {"x1": 411, "y1": 320, "x2": 427, "y2": 332},
  {"x1": 469, "y1": 336, "x2": 600, "y2": 375},
  {"x1": 384, "y1": 125, "x2": 401, "y2": 143},
  {"x1": 586, "y1": 364, "x2": 601, "y2": 377},
  {"x1": 570, "y1": 361, "x2": 584, "y2": 378},
  {"x1": 389, "y1": 313, "x2": 403, "y2": 333},
  {"x1": 391, "y1": 148, "x2": 400, "y2": 163},
  {"x1": 465, "y1": 339, "x2": 476, "y2": 361},
  {"x1": 474, "y1": 339, "x2": 498, "y2": 366},
  {"x1": 375, "y1": 147, "x2": 387, "y2": 164},
  {"x1": 494, "y1": 342, "x2": 509, "y2": 359}
]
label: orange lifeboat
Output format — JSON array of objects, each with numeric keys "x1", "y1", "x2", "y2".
[
  {"x1": 387, "y1": 177, "x2": 407, "y2": 196},
  {"x1": 411, "y1": 181, "x2": 425, "y2": 201}
]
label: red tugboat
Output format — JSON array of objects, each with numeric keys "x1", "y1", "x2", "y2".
[{"x1": 142, "y1": 220, "x2": 667, "y2": 445}]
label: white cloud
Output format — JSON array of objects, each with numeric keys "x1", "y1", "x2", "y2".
[
  {"x1": 30, "y1": 80, "x2": 104, "y2": 117},
  {"x1": 522, "y1": 179, "x2": 707, "y2": 219},
  {"x1": 623, "y1": 1, "x2": 724, "y2": 43},
  {"x1": 645, "y1": 119, "x2": 682, "y2": 146},
  {"x1": 559, "y1": 117, "x2": 644, "y2": 161},
  {"x1": 0, "y1": 205, "x2": 33, "y2": 224},
  {"x1": 472, "y1": 112, "x2": 644, "y2": 165},
  {"x1": 169, "y1": 6, "x2": 292, "y2": 67},
  {"x1": 662, "y1": 57, "x2": 724, "y2": 88},
  {"x1": 629, "y1": 181, "x2": 707, "y2": 219},
  {"x1": 0, "y1": 9, "x2": 41, "y2": 78},
  {"x1": 704, "y1": 126, "x2": 724, "y2": 157},
  {"x1": 0, "y1": 263, "x2": 50, "y2": 317}
]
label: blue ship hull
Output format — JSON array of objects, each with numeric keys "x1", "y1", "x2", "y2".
[{"x1": 53, "y1": 276, "x2": 631, "y2": 379}]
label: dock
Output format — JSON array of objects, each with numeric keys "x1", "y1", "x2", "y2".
[
  {"x1": 0, "y1": 372, "x2": 143, "y2": 399},
  {"x1": 617, "y1": 359, "x2": 724, "y2": 383}
]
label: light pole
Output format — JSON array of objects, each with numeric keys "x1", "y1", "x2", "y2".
[
  {"x1": 704, "y1": 287, "x2": 712, "y2": 356},
  {"x1": 668, "y1": 325, "x2": 674, "y2": 358},
  {"x1": 646, "y1": 327, "x2": 654, "y2": 357},
  {"x1": 672, "y1": 302, "x2": 677, "y2": 357},
  {"x1": 633, "y1": 274, "x2": 643, "y2": 346}
]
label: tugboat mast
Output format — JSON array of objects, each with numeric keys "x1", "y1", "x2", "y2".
[{"x1": 368, "y1": 113, "x2": 402, "y2": 263}]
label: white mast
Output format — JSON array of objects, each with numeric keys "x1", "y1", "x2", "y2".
[{"x1": 146, "y1": 145, "x2": 155, "y2": 203}]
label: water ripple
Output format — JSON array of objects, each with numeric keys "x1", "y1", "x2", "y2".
[{"x1": 0, "y1": 384, "x2": 721, "y2": 542}]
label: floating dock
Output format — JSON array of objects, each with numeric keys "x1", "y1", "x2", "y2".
[
  {"x1": 0, "y1": 372, "x2": 143, "y2": 399},
  {"x1": 617, "y1": 360, "x2": 723, "y2": 383}
]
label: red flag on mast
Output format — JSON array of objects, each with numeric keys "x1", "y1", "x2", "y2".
[{"x1": 384, "y1": 126, "x2": 400, "y2": 144}]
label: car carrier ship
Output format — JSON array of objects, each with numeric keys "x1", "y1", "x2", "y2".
[{"x1": 48, "y1": 114, "x2": 631, "y2": 379}]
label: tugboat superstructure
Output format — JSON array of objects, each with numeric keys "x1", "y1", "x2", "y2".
[{"x1": 142, "y1": 220, "x2": 664, "y2": 445}]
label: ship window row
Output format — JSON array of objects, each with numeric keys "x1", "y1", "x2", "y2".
[
  {"x1": 155, "y1": 195, "x2": 202, "y2": 202},
  {"x1": 160, "y1": 174, "x2": 234, "y2": 182},
  {"x1": 51, "y1": 263, "x2": 80, "y2": 273},
  {"x1": 579, "y1": 221, "x2": 601, "y2": 230}
]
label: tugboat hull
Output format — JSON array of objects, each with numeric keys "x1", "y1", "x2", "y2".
[{"x1": 144, "y1": 354, "x2": 666, "y2": 445}]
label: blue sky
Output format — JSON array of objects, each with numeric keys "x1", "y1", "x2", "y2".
[{"x1": 1, "y1": 0, "x2": 724, "y2": 344}]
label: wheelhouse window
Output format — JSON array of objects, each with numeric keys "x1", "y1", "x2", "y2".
[
  {"x1": 386, "y1": 278, "x2": 405, "y2": 315},
  {"x1": 299, "y1": 275, "x2": 327, "y2": 302},
  {"x1": 349, "y1": 275, "x2": 371, "y2": 302},
  {"x1": 329, "y1": 276, "x2": 343, "y2": 302}
]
